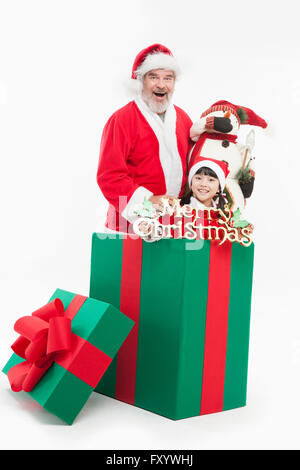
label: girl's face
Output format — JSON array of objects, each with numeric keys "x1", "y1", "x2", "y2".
[{"x1": 191, "y1": 173, "x2": 219, "y2": 207}]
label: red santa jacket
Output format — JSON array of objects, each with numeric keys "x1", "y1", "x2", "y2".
[{"x1": 97, "y1": 98, "x2": 193, "y2": 232}]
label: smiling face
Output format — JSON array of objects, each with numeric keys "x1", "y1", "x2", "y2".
[
  {"x1": 142, "y1": 69, "x2": 175, "y2": 114},
  {"x1": 191, "y1": 170, "x2": 220, "y2": 207}
]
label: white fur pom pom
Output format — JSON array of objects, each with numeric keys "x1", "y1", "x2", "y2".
[
  {"x1": 123, "y1": 77, "x2": 143, "y2": 98},
  {"x1": 263, "y1": 122, "x2": 275, "y2": 137}
]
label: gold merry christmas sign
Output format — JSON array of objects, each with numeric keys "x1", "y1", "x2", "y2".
[{"x1": 133, "y1": 198, "x2": 253, "y2": 247}]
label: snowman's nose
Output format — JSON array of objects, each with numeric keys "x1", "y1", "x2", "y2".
[{"x1": 224, "y1": 110, "x2": 231, "y2": 118}]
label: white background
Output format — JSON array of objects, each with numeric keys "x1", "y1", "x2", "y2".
[{"x1": 0, "y1": 0, "x2": 299, "y2": 450}]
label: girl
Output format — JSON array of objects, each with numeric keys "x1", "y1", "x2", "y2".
[
  {"x1": 136, "y1": 157, "x2": 230, "y2": 241},
  {"x1": 182, "y1": 156, "x2": 254, "y2": 235},
  {"x1": 181, "y1": 157, "x2": 229, "y2": 210}
]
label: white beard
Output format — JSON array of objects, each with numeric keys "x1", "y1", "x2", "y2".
[{"x1": 142, "y1": 90, "x2": 173, "y2": 114}]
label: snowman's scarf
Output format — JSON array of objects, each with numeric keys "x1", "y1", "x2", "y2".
[{"x1": 189, "y1": 132, "x2": 238, "y2": 167}]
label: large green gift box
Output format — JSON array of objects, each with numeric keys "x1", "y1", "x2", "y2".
[
  {"x1": 3, "y1": 289, "x2": 134, "y2": 424},
  {"x1": 90, "y1": 234, "x2": 254, "y2": 420}
]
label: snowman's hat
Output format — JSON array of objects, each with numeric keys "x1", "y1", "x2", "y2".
[
  {"x1": 201, "y1": 100, "x2": 267, "y2": 128},
  {"x1": 188, "y1": 156, "x2": 230, "y2": 191},
  {"x1": 131, "y1": 43, "x2": 180, "y2": 79}
]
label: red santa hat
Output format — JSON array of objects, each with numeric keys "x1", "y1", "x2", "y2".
[
  {"x1": 201, "y1": 100, "x2": 268, "y2": 128},
  {"x1": 131, "y1": 43, "x2": 180, "y2": 79},
  {"x1": 188, "y1": 157, "x2": 230, "y2": 191}
]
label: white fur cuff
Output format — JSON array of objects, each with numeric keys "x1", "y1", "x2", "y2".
[
  {"x1": 121, "y1": 186, "x2": 153, "y2": 224},
  {"x1": 190, "y1": 117, "x2": 207, "y2": 142}
]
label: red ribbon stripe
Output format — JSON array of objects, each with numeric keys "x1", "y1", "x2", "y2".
[
  {"x1": 56, "y1": 334, "x2": 112, "y2": 389},
  {"x1": 200, "y1": 241, "x2": 232, "y2": 415},
  {"x1": 115, "y1": 237, "x2": 143, "y2": 404}
]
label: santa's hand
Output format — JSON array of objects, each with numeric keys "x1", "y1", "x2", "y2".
[{"x1": 212, "y1": 117, "x2": 233, "y2": 133}]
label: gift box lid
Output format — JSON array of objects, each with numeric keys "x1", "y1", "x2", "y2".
[{"x1": 2, "y1": 288, "x2": 135, "y2": 424}]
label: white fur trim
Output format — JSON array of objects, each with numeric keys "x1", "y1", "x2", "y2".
[
  {"x1": 190, "y1": 117, "x2": 207, "y2": 142},
  {"x1": 189, "y1": 160, "x2": 226, "y2": 191},
  {"x1": 124, "y1": 77, "x2": 143, "y2": 96},
  {"x1": 134, "y1": 95, "x2": 183, "y2": 198},
  {"x1": 189, "y1": 196, "x2": 216, "y2": 209},
  {"x1": 262, "y1": 122, "x2": 274, "y2": 136},
  {"x1": 135, "y1": 52, "x2": 180, "y2": 78},
  {"x1": 121, "y1": 186, "x2": 153, "y2": 223}
]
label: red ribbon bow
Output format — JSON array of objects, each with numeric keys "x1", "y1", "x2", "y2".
[{"x1": 8, "y1": 299, "x2": 71, "y2": 392}]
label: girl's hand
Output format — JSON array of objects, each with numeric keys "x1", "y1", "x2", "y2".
[
  {"x1": 244, "y1": 224, "x2": 254, "y2": 234},
  {"x1": 149, "y1": 195, "x2": 177, "y2": 210}
]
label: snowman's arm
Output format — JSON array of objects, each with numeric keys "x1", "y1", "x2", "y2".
[
  {"x1": 236, "y1": 143, "x2": 255, "y2": 198},
  {"x1": 237, "y1": 143, "x2": 255, "y2": 174},
  {"x1": 248, "y1": 156, "x2": 255, "y2": 174},
  {"x1": 236, "y1": 143, "x2": 247, "y2": 163},
  {"x1": 190, "y1": 116, "x2": 233, "y2": 142},
  {"x1": 190, "y1": 115, "x2": 223, "y2": 142}
]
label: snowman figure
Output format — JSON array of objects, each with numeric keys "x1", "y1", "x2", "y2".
[{"x1": 189, "y1": 100, "x2": 267, "y2": 212}]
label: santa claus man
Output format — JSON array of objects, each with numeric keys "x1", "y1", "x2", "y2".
[{"x1": 97, "y1": 44, "x2": 193, "y2": 233}]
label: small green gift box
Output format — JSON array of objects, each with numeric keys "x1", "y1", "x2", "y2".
[{"x1": 2, "y1": 288, "x2": 134, "y2": 424}]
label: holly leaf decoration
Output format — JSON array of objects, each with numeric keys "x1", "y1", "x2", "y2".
[
  {"x1": 231, "y1": 208, "x2": 251, "y2": 228},
  {"x1": 237, "y1": 161, "x2": 253, "y2": 184},
  {"x1": 144, "y1": 198, "x2": 155, "y2": 213},
  {"x1": 134, "y1": 197, "x2": 156, "y2": 218}
]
